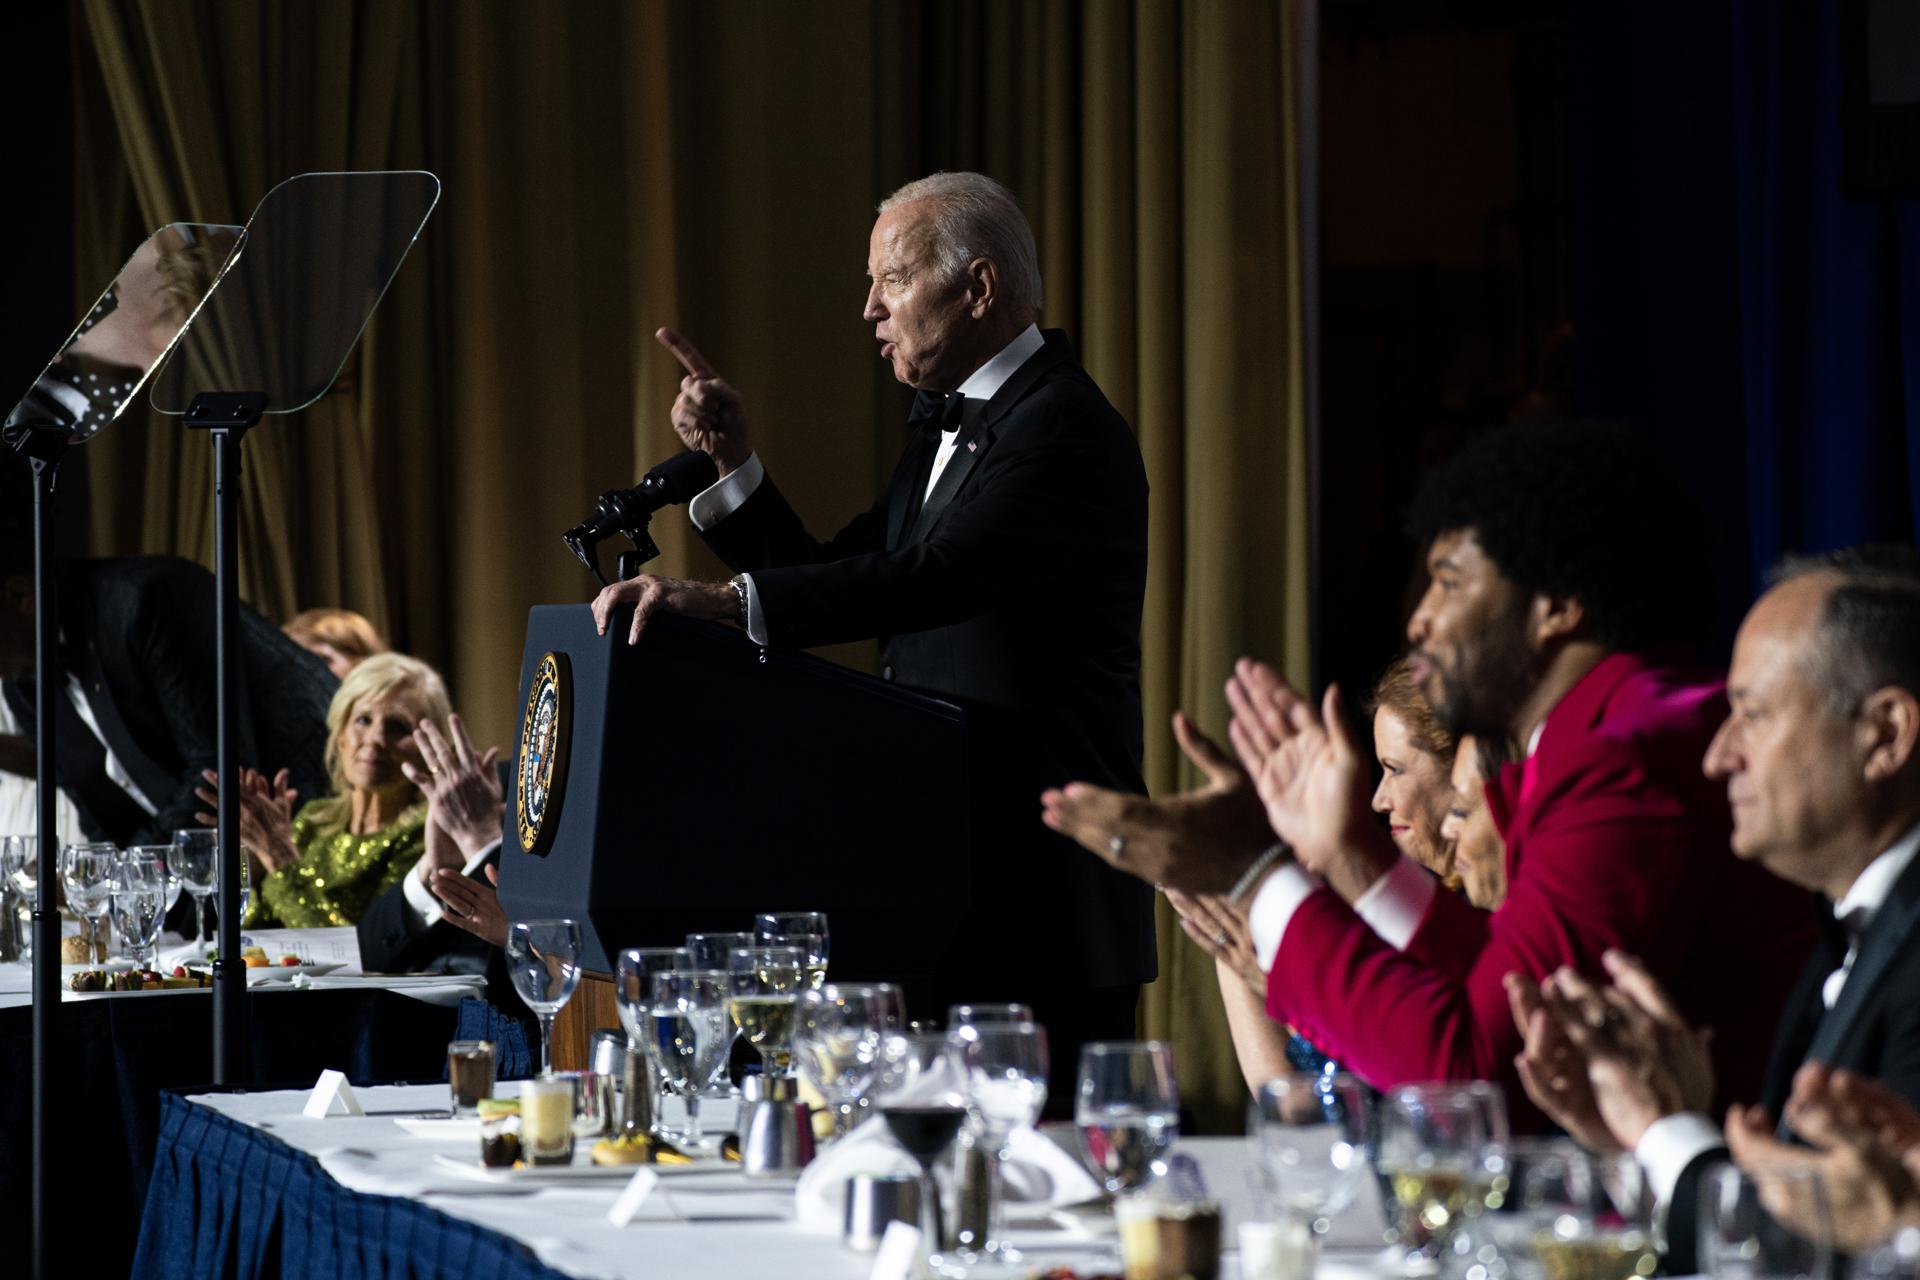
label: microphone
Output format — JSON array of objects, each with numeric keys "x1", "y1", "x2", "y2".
[{"x1": 562, "y1": 450, "x2": 719, "y2": 583}]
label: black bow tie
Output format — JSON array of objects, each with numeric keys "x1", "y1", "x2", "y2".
[{"x1": 908, "y1": 389, "x2": 968, "y2": 441}]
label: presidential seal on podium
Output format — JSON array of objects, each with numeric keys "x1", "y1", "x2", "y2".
[{"x1": 516, "y1": 650, "x2": 571, "y2": 855}]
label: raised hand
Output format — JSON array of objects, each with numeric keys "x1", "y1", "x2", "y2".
[
  {"x1": 1727, "y1": 1092, "x2": 1920, "y2": 1254},
  {"x1": 1166, "y1": 886, "x2": 1266, "y2": 997},
  {"x1": 656, "y1": 327, "x2": 751, "y2": 474},
  {"x1": 194, "y1": 766, "x2": 301, "y2": 873},
  {"x1": 400, "y1": 714, "x2": 503, "y2": 859},
  {"x1": 1225, "y1": 659, "x2": 1393, "y2": 895},
  {"x1": 1042, "y1": 710, "x2": 1279, "y2": 894},
  {"x1": 1505, "y1": 971, "x2": 1624, "y2": 1153},
  {"x1": 432, "y1": 862, "x2": 509, "y2": 950}
]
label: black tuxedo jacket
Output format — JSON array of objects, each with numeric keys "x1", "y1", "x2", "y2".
[
  {"x1": 3, "y1": 556, "x2": 337, "y2": 847},
  {"x1": 1666, "y1": 848, "x2": 1920, "y2": 1271},
  {"x1": 699, "y1": 330, "x2": 1155, "y2": 991}
]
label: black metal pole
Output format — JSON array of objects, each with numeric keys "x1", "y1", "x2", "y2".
[
  {"x1": 27, "y1": 445, "x2": 61, "y2": 1280},
  {"x1": 210, "y1": 422, "x2": 247, "y2": 1083}
]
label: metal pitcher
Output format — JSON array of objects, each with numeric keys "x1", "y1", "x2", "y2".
[{"x1": 739, "y1": 1072, "x2": 816, "y2": 1176}]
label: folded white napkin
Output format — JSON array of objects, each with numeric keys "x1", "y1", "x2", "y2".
[
  {"x1": 292, "y1": 973, "x2": 485, "y2": 1007},
  {"x1": 793, "y1": 1115, "x2": 1104, "y2": 1233}
]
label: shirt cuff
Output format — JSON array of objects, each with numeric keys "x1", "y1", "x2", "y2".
[
  {"x1": 402, "y1": 838, "x2": 504, "y2": 930},
  {"x1": 1350, "y1": 855, "x2": 1438, "y2": 951},
  {"x1": 1636, "y1": 1111, "x2": 1724, "y2": 1208},
  {"x1": 1248, "y1": 862, "x2": 1324, "y2": 971},
  {"x1": 688, "y1": 452, "x2": 764, "y2": 530},
  {"x1": 739, "y1": 573, "x2": 768, "y2": 646}
]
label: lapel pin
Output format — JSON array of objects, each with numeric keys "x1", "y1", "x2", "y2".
[{"x1": 967, "y1": 440, "x2": 977, "y2": 452}]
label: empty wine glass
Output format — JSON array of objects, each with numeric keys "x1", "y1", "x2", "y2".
[
  {"x1": 1075, "y1": 1041, "x2": 1180, "y2": 1196},
  {"x1": 505, "y1": 918, "x2": 583, "y2": 1074},
  {"x1": 727, "y1": 944, "x2": 805, "y2": 1077},
  {"x1": 59, "y1": 842, "x2": 117, "y2": 961},
  {"x1": 793, "y1": 981, "x2": 903, "y2": 1137},
  {"x1": 1379, "y1": 1082, "x2": 1502, "y2": 1273},
  {"x1": 877, "y1": 1031, "x2": 969, "y2": 1273},
  {"x1": 1, "y1": 836, "x2": 36, "y2": 961},
  {"x1": 685, "y1": 930, "x2": 754, "y2": 969},
  {"x1": 948, "y1": 1002, "x2": 1034, "y2": 1028},
  {"x1": 645, "y1": 968, "x2": 733, "y2": 1151},
  {"x1": 110, "y1": 849, "x2": 168, "y2": 970},
  {"x1": 948, "y1": 1019, "x2": 1050, "y2": 1266},
  {"x1": 1250, "y1": 1072, "x2": 1374, "y2": 1238},
  {"x1": 753, "y1": 911, "x2": 827, "y2": 952},
  {"x1": 1700, "y1": 1163, "x2": 1831, "y2": 1280},
  {"x1": 615, "y1": 946, "x2": 689, "y2": 1136},
  {"x1": 169, "y1": 829, "x2": 216, "y2": 955}
]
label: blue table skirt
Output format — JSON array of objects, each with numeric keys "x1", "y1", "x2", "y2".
[{"x1": 133, "y1": 1092, "x2": 574, "y2": 1280}]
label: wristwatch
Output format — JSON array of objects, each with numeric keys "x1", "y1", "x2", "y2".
[{"x1": 728, "y1": 574, "x2": 749, "y2": 629}]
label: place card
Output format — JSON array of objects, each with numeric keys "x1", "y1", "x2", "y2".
[
  {"x1": 607, "y1": 1167, "x2": 661, "y2": 1227},
  {"x1": 302, "y1": 1069, "x2": 364, "y2": 1118},
  {"x1": 868, "y1": 1220, "x2": 922, "y2": 1280}
]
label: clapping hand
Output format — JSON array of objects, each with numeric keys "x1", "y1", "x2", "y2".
[
  {"x1": 431, "y1": 863, "x2": 509, "y2": 950},
  {"x1": 194, "y1": 766, "x2": 301, "y2": 872},
  {"x1": 1042, "y1": 711, "x2": 1278, "y2": 894},
  {"x1": 1506, "y1": 971, "x2": 1623, "y2": 1154},
  {"x1": 400, "y1": 714, "x2": 503, "y2": 860},
  {"x1": 657, "y1": 327, "x2": 752, "y2": 474},
  {"x1": 1165, "y1": 886, "x2": 1267, "y2": 997}
]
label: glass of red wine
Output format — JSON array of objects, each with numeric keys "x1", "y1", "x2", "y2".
[{"x1": 877, "y1": 1031, "x2": 968, "y2": 1272}]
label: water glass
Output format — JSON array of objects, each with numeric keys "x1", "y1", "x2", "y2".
[
  {"x1": 948, "y1": 1019, "x2": 1050, "y2": 1265},
  {"x1": 685, "y1": 930, "x2": 754, "y2": 970},
  {"x1": 1378, "y1": 1081, "x2": 1504, "y2": 1272},
  {"x1": 110, "y1": 848, "x2": 169, "y2": 969},
  {"x1": 60, "y1": 842, "x2": 117, "y2": 960},
  {"x1": 504, "y1": 918, "x2": 582, "y2": 1075},
  {"x1": 1699, "y1": 1163, "x2": 1830, "y2": 1280},
  {"x1": 169, "y1": 829, "x2": 216, "y2": 954},
  {"x1": 948, "y1": 1002, "x2": 1034, "y2": 1028},
  {"x1": 1076, "y1": 1041, "x2": 1180, "y2": 1196},
  {"x1": 727, "y1": 944, "x2": 806, "y2": 1076},
  {"x1": 645, "y1": 968, "x2": 732, "y2": 1151},
  {"x1": 1249, "y1": 1072, "x2": 1374, "y2": 1235},
  {"x1": 1, "y1": 836, "x2": 37, "y2": 960},
  {"x1": 615, "y1": 946, "x2": 690, "y2": 1133},
  {"x1": 793, "y1": 981, "x2": 903, "y2": 1137}
]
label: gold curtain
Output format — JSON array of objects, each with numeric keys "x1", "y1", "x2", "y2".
[{"x1": 73, "y1": 0, "x2": 1309, "y2": 1131}]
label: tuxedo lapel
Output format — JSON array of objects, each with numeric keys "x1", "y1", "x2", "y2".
[
  {"x1": 904, "y1": 404, "x2": 991, "y2": 546},
  {"x1": 886, "y1": 432, "x2": 938, "y2": 551},
  {"x1": 1803, "y1": 854, "x2": 1920, "y2": 1068}
]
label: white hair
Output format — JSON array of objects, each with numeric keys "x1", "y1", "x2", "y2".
[{"x1": 877, "y1": 171, "x2": 1044, "y2": 312}]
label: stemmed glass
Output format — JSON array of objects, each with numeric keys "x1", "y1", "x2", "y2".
[
  {"x1": 109, "y1": 849, "x2": 168, "y2": 970},
  {"x1": 1, "y1": 836, "x2": 37, "y2": 961},
  {"x1": 685, "y1": 930, "x2": 754, "y2": 970},
  {"x1": 949, "y1": 1003, "x2": 1034, "y2": 1028},
  {"x1": 1699, "y1": 1163, "x2": 1831, "y2": 1280},
  {"x1": 762, "y1": 931, "x2": 829, "y2": 989},
  {"x1": 753, "y1": 910, "x2": 828, "y2": 979},
  {"x1": 505, "y1": 918, "x2": 582, "y2": 1075},
  {"x1": 644, "y1": 969, "x2": 733, "y2": 1152},
  {"x1": 168, "y1": 829, "x2": 217, "y2": 955},
  {"x1": 948, "y1": 1019, "x2": 1050, "y2": 1267},
  {"x1": 877, "y1": 1031, "x2": 970, "y2": 1273},
  {"x1": 1378, "y1": 1081, "x2": 1503, "y2": 1273},
  {"x1": 1519, "y1": 1146, "x2": 1656, "y2": 1280},
  {"x1": 615, "y1": 946, "x2": 690, "y2": 1136},
  {"x1": 1075, "y1": 1041, "x2": 1180, "y2": 1196},
  {"x1": 793, "y1": 981, "x2": 903, "y2": 1137},
  {"x1": 727, "y1": 944, "x2": 806, "y2": 1077},
  {"x1": 59, "y1": 842, "x2": 117, "y2": 961},
  {"x1": 1250, "y1": 1072, "x2": 1375, "y2": 1240}
]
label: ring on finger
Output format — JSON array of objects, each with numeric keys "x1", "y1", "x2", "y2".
[
  {"x1": 1108, "y1": 835, "x2": 1126, "y2": 859},
  {"x1": 1213, "y1": 932, "x2": 1230, "y2": 947}
]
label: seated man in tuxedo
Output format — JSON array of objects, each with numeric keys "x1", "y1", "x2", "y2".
[
  {"x1": 587, "y1": 171, "x2": 1154, "y2": 1092},
  {"x1": 1043, "y1": 421, "x2": 1813, "y2": 1119},
  {"x1": 0, "y1": 531, "x2": 335, "y2": 849},
  {"x1": 1507, "y1": 544, "x2": 1920, "y2": 1270}
]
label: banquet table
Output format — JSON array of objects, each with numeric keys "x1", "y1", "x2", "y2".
[{"x1": 133, "y1": 1082, "x2": 1405, "y2": 1280}]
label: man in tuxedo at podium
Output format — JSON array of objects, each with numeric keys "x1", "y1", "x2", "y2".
[{"x1": 590, "y1": 171, "x2": 1154, "y2": 1086}]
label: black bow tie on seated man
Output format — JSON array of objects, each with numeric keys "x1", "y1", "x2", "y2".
[{"x1": 909, "y1": 388, "x2": 969, "y2": 440}]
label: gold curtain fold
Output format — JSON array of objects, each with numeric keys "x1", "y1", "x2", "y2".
[{"x1": 71, "y1": 0, "x2": 1309, "y2": 1130}]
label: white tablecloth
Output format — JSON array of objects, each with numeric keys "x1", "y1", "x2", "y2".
[{"x1": 183, "y1": 1084, "x2": 1398, "y2": 1280}]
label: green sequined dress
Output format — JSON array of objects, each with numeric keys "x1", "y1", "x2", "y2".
[{"x1": 243, "y1": 803, "x2": 428, "y2": 928}]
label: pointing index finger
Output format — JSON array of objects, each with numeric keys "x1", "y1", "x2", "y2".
[{"x1": 655, "y1": 327, "x2": 718, "y2": 379}]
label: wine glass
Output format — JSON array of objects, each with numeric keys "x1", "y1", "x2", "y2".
[
  {"x1": 1378, "y1": 1082, "x2": 1502, "y2": 1273},
  {"x1": 753, "y1": 910, "x2": 828, "y2": 965},
  {"x1": 505, "y1": 918, "x2": 582, "y2": 1074},
  {"x1": 1, "y1": 836, "x2": 37, "y2": 961},
  {"x1": 685, "y1": 930, "x2": 754, "y2": 970},
  {"x1": 761, "y1": 931, "x2": 829, "y2": 989},
  {"x1": 1250, "y1": 1072, "x2": 1375, "y2": 1238},
  {"x1": 109, "y1": 850, "x2": 168, "y2": 970},
  {"x1": 615, "y1": 946, "x2": 690, "y2": 1136},
  {"x1": 793, "y1": 981, "x2": 903, "y2": 1137},
  {"x1": 948, "y1": 1002, "x2": 1034, "y2": 1028},
  {"x1": 948, "y1": 1019, "x2": 1050, "y2": 1265},
  {"x1": 168, "y1": 830, "x2": 216, "y2": 955},
  {"x1": 644, "y1": 969, "x2": 733, "y2": 1151},
  {"x1": 1075, "y1": 1041, "x2": 1180, "y2": 1196},
  {"x1": 877, "y1": 1031, "x2": 969, "y2": 1272},
  {"x1": 727, "y1": 944, "x2": 805, "y2": 1077},
  {"x1": 1518, "y1": 1146, "x2": 1655, "y2": 1280},
  {"x1": 1699, "y1": 1163, "x2": 1831, "y2": 1280},
  {"x1": 59, "y1": 842, "x2": 117, "y2": 961}
]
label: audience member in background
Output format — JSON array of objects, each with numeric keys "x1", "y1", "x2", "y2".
[
  {"x1": 1045, "y1": 422, "x2": 1813, "y2": 1120},
  {"x1": 1727, "y1": 1065, "x2": 1920, "y2": 1255},
  {"x1": 1507, "y1": 546, "x2": 1920, "y2": 1270},
  {"x1": 199, "y1": 652, "x2": 478, "y2": 928},
  {"x1": 0, "y1": 538, "x2": 334, "y2": 848},
  {"x1": 284, "y1": 607, "x2": 387, "y2": 681},
  {"x1": 1443, "y1": 733, "x2": 1510, "y2": 909},
  {"x1": 1169, "y1": 656, "x2": 1468, "y2": 1091}
]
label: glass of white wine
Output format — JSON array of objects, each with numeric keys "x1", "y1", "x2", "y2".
[
  {"x1": 1378, "y1": 1081, "x2": 1501, "y2": 1273},
  {"x1": 1519, "y1": 1146, "x2": 1656, "y2": 1280},
  {"x1": 727, "y1": 944, "x2": 805, "y2": 1077}
]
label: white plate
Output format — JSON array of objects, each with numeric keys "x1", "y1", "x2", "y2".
[
  {"x1": 429, "y1": 1151, "x2": 747, "y2": 1182},
  {"x1": 246, "y1": 961, "x2": 345, "y2": 983}
]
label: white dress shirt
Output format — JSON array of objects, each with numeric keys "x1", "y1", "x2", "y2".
[
  {"x1": 1635, "y1": 821, "x2": 1920, "y2": 1206},
  {"x1": 687, "y1": 324, "x2": 1045, "y2": 646}
]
